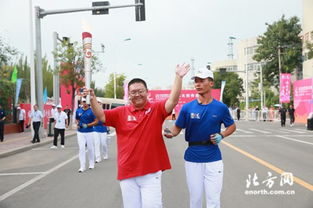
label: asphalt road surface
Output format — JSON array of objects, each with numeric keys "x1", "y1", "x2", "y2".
[{"x1": 0, "y1": 120, "x2": 312, "y2": 208}]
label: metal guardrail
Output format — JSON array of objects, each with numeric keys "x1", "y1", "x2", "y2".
[{"x1": 230, "y1": 109, "x2": 287, "y2": 121}]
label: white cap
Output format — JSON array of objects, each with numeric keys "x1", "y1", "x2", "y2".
[
  {"x1": 17, "y1": 107, "x2": 21, "y2": 109},
  {"x1": 97, "y1": 98, "x2": 102, "y2": 103},
  {"x1": 56, "y1": 104, "x2": 62, "y2": 108},
  {"x1": 82, "y1": 98, "x2": 87, "y2": 102},
  {"x1": 52, "y1": 104, "x2": 56, "y2": 107},
  {"x1": 191, "y1": 68, "x2": 214, "y2": 80}
]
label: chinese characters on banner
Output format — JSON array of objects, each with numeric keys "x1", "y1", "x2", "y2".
[
  {"x1": 148, "y1": 89, "x2": 221, "y2": 114},
  {"x1": 293, "y1": 78, "x2": 313, "y2": 123},
  {"x1": 280, "y1": 73, "x2": 291, "y2": 103}
]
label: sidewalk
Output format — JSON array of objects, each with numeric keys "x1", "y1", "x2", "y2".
[{"x1": 0, "y1": 128, "x2": 77, "y2": 158}]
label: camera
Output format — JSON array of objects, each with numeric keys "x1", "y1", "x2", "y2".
[{"x1": 79, "y1": 88, "x2": 84, "y2": 93}]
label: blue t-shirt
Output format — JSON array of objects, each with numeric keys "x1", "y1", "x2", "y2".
[
  {"x1": 75, "y1": 107, "x2": 96, "y2": 133},
  {"x1": 175, "y1": 99, "x2": 234, "y2": 163},
  {"x1": 94, "y1": 121, "x2": 108, "y2": 133}
]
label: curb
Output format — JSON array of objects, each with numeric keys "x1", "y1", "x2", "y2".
[{"x1": 0, "y1": 132, "x2": 77, "y2": 159}]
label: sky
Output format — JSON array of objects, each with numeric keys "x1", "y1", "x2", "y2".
[{"x1": 0, "y1": 0, "x2": 302, "y2": 89}]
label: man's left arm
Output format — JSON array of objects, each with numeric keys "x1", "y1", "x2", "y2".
[{"x1": 165, "y1": 64, "x2": 190, "y2": 113}]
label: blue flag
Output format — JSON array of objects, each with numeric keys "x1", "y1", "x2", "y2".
[
  {"x1": 15, "y1": 78, "x2": 23, "y2": 105},
  {"x1": 43, "y1": 87, "x2": 48, "y2": 104}
]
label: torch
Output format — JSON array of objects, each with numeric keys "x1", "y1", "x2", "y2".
[{"x1": 82, "y1": 32, "x2": 92, "y2": 103}]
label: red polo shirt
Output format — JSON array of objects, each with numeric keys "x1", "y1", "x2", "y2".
[{"x1": 104, "y1": 99, "x2": 171, "y2": 180}]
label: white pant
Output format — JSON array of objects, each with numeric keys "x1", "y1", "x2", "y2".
[
  {"x1": 77, "y1": 131, "x2": 95, "y2": 169},
  {"x1": 94, "y1": 132, "x2": 108, "y2": 161},
  {"x1": 120, "y1": 171, "x2": 163, "y2": 208},
  {"x1": 185, "y1": 160, "x2": 224, "y2": 208}
]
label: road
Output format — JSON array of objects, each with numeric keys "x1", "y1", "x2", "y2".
[{"x1": 0, "y1": 121, "x2": 312, "y2": 208}]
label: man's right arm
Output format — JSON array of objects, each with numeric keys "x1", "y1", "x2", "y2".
[{"x1": 89, "y1": 89, "x2": 106, "y2": 123}]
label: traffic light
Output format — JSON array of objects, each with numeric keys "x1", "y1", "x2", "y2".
[
  {"x1": 92, "y1": 1, "x2": 109, "y2": 15},
  {"x1": 135, "y1": 0, "x2": 145, "y2": 21}
]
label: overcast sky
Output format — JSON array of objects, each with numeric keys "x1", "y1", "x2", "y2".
[{"x1": 0, "y1": 0, "x2": 302, "y2": 89}]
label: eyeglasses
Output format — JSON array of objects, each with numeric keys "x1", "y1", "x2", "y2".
[{"x1": 129, "y1": 89, "x2": 146, "y2": 96}]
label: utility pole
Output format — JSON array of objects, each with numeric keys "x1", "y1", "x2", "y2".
[
  {"x1": 53, "y1": 32, "x2": 60, "y2": 105},
  {"x1": 278, "y1": 45, "x2": 282, "y2": 104}
]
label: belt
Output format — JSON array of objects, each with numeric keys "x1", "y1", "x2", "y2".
[{"x1": 188, "y1": 140, "x2": 212, "y2": 146}]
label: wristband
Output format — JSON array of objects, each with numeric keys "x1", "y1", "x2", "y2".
[{"x1": 82, "y1": 123, "x2": 88, "y2": 129}]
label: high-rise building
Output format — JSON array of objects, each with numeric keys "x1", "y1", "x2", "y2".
[{"x1": 302, "y1": 0, "x2": 313, "y2": 78}]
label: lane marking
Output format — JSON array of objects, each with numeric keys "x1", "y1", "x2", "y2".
[
  {"x1": 283, "y1": 129, "x2": 306, "y2": 134},
  {"x1": 249, "y1": 128, "x2": 270, "y2": 134},
  {"x1": 275, "y1": 135, "x2": 313, "y2": 146},
  {"x1": 0, "y1": 172, "x2": 46, "y2": 176},
  {"x1": 222, "y1": 140, "x2": 313, "y2": 192},
  {"x1": 0, "y1": 154, "x2": 78, "y2": 202},
  {"x1": 229, "y1": 134, "x2": 313, "y2": 138},
  {"x1": 235, "y1": 128, "x2": 253, "y2": 134}
]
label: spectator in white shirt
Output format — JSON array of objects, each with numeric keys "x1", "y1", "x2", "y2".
[
  {"x1": 28, "y1": 104, "x2": 43, "y2": 143},
  {"x1": 51, "y1": 105, "x2": 68, "y2": 149},
  {"x1": 17, "y1": 106, "x2": 26, "y2": 132}
]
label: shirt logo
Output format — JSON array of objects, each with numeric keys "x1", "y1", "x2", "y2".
[
  {"x1": 145, "y1": 108, "x2": 151, "y2": 115},
  {"x1": 190, "y1": 113, "x2": 200, "y2": 119},
  {"x1": 212, "y1": 114, "x2": 218, "y2": 118},
  {"x1": 127, "y1": 115, "x2": 137, "y2": 121}
]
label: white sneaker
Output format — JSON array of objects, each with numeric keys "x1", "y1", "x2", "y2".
[
  {"x1": 89, "y1": 166, "x2": 94, "y2": 170},
  {"x1": 78, "y1": 168, "x2": 85, "y2": 173},
  {"x1": 61, "y1": 145, "x2": 65, "y2": 148},
  {"x1": 50, "y1": 146, "x2": 57, "y2": 149},
  {"x1": 103, "y1": 154, "x2": 108, "y2": 160},
  {"x1": 95, "y1": 159, "x2": 101, "y2": 163}
]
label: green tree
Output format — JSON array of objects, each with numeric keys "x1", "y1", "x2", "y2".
[
  {"x1": 213, "y1": 70, "x2": 244, "y2": 107},
  {"x1": 42, "y1": 56, "x2": 53, "y2": 98},
  {"x1": 306, "y1": 42, "x2": 313, "y2": 60},
  {"x1": 54, "y1": 39, "x2": 101, "y2": 112},
  {"x1": 91, "y1": 81, "x2": 105, "y2": 97},
  {"x1": 0, "y1": 37, "x2": 18, "y2": 68},
  {"x1": 253, "y1": 16, "x2": 302, "y2": 89},
  {"x1": 104, "y1": 73, "x2": 126, "y2": 99}
]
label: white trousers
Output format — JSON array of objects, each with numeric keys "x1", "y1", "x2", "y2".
[
  {"x1": 77, "y1": 131, "x2": 95, "y2": 169},
  {"x1": 120, "y1": 171, "x2": 163, "y2": 208},
  {"x1": 185, "y1": 160, "x2": 224, "y2": 208},
  {"x1": 94, "y1": 132, "x2": 108, "y2": 161}
]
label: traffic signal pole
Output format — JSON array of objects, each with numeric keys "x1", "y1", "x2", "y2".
[{"x1": 33, "y1": 1, "x2": 145, "y2": 136}]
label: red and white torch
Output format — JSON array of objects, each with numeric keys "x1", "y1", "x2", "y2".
[{"x1": 82, "y1": 32, "x2": 92, "y2": 103}]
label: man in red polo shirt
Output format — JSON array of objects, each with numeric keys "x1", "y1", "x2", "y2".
[{"x1": 89, "y1": 64, "x2": 190, "y2": 208}]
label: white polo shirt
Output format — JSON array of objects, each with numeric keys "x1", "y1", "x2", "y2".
[
  {"x1": 54, "y1": 111, "x2": 68, "y2": 129},
  {"x1": 30, "y1": 110, "x2": 43, "y2": 122},
  {"x1": 18, "y1": 109, "x2": 26, "y2": 121}
]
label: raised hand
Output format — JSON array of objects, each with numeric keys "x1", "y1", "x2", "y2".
[{"x1": 176, "y1": 63, "x2": 191, "y2": 78}]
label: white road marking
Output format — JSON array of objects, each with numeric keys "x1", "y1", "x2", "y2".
[
  {"x1": 283, "y1": 129, "x2": 306, "y2": 134},
  {"x1": 275, "y1": 135, "x2": 313, "y2": 146},
  {"x1": 0, "y1": 154, "x2": 78, "y2": 202},
  {"x1": 235, "y1": 128, "x2": 253, "y2": 134},
  {"x1": 249, "y1": 128, "x2": 270, "y2": 134},
  {"x1": 0, "y1": 172, "x2": 46, "y2": 176}
]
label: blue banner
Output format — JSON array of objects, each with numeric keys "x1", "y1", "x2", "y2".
[
  {"x1": 15, "y1": 78, "x2": 23, "y2": 105},
  {"x1": 43, "y1": 87, "x2": 48, "y2": 104}
]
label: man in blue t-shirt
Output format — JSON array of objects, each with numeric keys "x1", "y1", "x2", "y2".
[
  {"x1": 75, "y1": 98, "x2": 98, "y2": 173},
  {"x1": 164, "y1": 67, "x2": 236, "y2": 208},
  {"x1": 93, "y1": 99, "x2": 109, "y2": 162}
]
